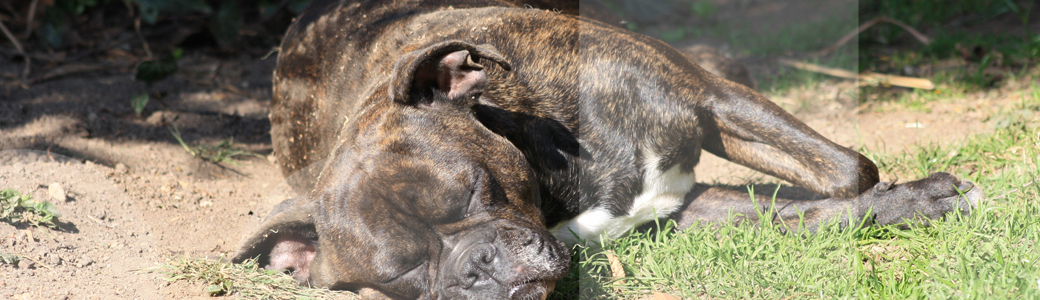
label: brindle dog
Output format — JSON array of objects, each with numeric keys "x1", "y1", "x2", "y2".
[{"x1": 234, "y1": 1, "x2": 981, "y2": 299}]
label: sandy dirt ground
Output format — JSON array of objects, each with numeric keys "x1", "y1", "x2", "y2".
[
  {"x1": 1, "y1": 52, "x2": 288, "y2": 299},
  {"x1": 1, "y1": 1, "x2": 1035, "y2": 299}
]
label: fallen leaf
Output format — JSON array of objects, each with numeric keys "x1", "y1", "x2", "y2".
[{"x1": 606, "y1": 250, "x2": 625, "y2": 279}]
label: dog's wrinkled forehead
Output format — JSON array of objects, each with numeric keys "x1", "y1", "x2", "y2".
[{"x1": 352, "y1": 146, "x2": 486, "y2": 225}]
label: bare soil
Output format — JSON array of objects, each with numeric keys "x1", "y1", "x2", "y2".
[
  {"x1": 1, "y1": 1, "x2": 1035, "y2": 299},
  {"x1": 1, "y1": 52, "x2": 287, "y2": 299}
]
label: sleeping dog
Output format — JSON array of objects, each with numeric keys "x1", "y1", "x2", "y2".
[{"x1": 234, "y1": 1, "x2": 981, "y2": 299}]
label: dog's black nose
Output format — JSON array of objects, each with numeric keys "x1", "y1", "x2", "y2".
[{"x1": 458, "y1": 243, "x2": 498, "y2": 288}]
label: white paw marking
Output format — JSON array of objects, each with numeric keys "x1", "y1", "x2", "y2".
[{"x1": 550, "y1": 151, "x2": 695, "y2": 244}]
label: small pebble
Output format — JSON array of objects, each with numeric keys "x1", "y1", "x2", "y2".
[
  {"x1": 146, "y1": 111, "x2": 167, "y2": 126},
  {"x1": 114, "y1": 163, "x2": 128, "y2": 174},
  {"x1": 48, "y1": 183, "x2": 67, "y2": 201},
  {"x1": 77, "y1": 255, "x2": 93, "y2": 268},
  {"x1": 17, "y1": 259, "x2": 35, "y2": 269}
]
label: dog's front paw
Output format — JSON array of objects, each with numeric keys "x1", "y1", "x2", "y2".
[{"x1": 859, "y1": 172, "x2": 982, "y2": 226}]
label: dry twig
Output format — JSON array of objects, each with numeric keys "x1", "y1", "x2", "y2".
[
  {"x1": 15, "y1": 252, "x2": 55, "y2": 272},
  {"x1": 0, "y1": 19, "x2": 30, "y2": 79},
  {"x1": 87, "y1": 215, "x2": 116, "y2": 229},
  {"x1": 134, "y1": 17, "x2": 153, "y2": 59},
  {"x1": 24, "y1": 0, "x2": 38, "y2": 38},
  {"x1": 777, "y1": 58, "x2": 935, "y2": 90},
  {"x1": 28, "y1": 62, "x2": 132, "y2": 84},
  {"x1": 815, "y1": 16, "x2": 932, "y2": 56}
]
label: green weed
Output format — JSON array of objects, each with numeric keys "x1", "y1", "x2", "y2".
[
  {"x1": 132, "y1": 48, "x2": 184, "y2": 116},
  {"x1": 0, "y1": 188, "x2": 62, "y2": 230},
  {"x1": 689, "y1": 1, "x2": 716, "y2": 18},
  {"x1": 169, "y1": 125, "x2": 263, "y2": 165},
  {"x1": 131, "y1": 94, "x2": 150, "y2": 116},
  {"x1": 0, "y1": 252, "x2": 22, "y2": 266},
  {"x1": 659, "y1": 28, "x2": 687, "y2": 44}
]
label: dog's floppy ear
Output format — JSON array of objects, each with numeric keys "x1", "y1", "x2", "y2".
[
  {"x1": 388, "y1": 40, "x2": 511, "y2": 105},
  {"x1": 232, "y1": 196, "x2": 319, "y2": 283}
]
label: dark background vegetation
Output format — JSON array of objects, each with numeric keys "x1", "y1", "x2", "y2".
[
  {"x1": 1, "y1": 0, "x2": 304, "y2": 58},
  {"x1": 2, "y1": 0, "x2": 1037, "y2": 95}
]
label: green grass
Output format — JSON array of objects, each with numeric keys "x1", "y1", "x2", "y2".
[{"x1": 551, "y1": 100, "x2": 1040, "y2": 299}]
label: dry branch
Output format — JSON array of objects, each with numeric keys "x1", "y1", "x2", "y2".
[
  {"x1": 0, "y1": 19, "x2": 30, "y2": 79},
  {"x1": 24, "y1": 0, "x2": 38, "y2": 38},
  {"x1": 777, "y1": 58, "x2": 935, "y2": 90},
  {"x1": 29, "y1": 62, "x2": 132, "y2": 84},
  {"x1": 816, "y1": 16, "x2": 932, "y2": 56}
]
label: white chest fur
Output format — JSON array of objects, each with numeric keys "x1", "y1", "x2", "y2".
[{"x1": 550, "y1": 152, "x2": 696, "y2": 244}]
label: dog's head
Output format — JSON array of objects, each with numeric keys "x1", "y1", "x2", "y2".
[{"x1": 234, "y1": 41, "x2": 570, "y2": 299}]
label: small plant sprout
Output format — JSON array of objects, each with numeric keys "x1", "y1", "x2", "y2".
[
  {"x1": 132, "y1": 48, "x2": 184, "y2": 116},
  {"x1": 169, "y1": 124, "x2": 263, "y2": 165},
  {"x1": 0, "y1": 188, "x2": 62, "y2": 230}
]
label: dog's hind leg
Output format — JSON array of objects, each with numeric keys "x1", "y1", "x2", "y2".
[
  {"x1": 698, "y1": 80, "x2": 878, "y2": 198},
  {"x1": 688, "y1": 80, "x2": 982, "y2": 230}
]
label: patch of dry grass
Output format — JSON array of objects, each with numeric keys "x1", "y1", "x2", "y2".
[{"x1": 160, "y1": 256, "x2": 357, "y2": 300}]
